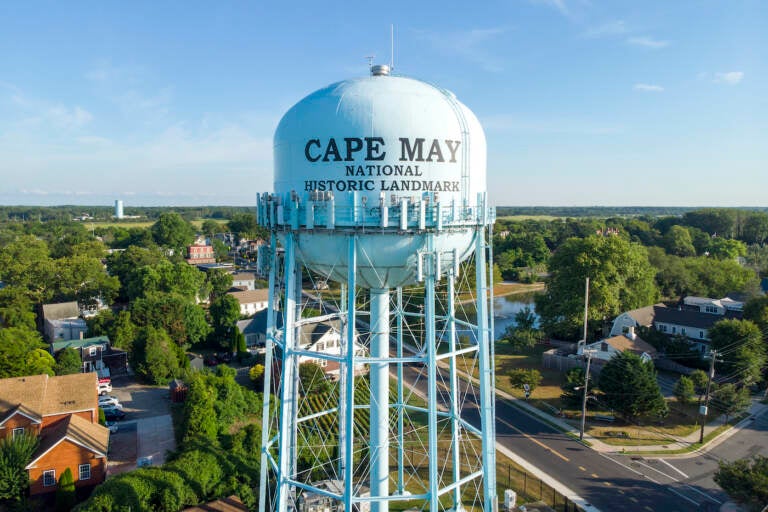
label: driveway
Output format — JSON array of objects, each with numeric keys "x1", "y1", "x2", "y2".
[{"x1": 106, "y1": 377, "x2": 177, "y2": 470}]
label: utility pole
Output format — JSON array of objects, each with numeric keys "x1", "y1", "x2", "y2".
[
  {"x1": 580, "y1": 349, "x2": 595, "y2": 441},
  {"x1": 577, "y1": 277, "x2": 590, "y2": 355},
  {"x1": 699, "y1": 348, "x2": 718, "y2": 444}
]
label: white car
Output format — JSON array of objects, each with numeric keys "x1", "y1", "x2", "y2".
[
  {"x1": 97, "y1": 382, "x2": 112, "y2": 395},
  {"x1": 98, "y1": 396, "x2": 121, "y2": 408}
]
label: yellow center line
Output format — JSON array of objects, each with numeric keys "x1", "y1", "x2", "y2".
[
  {"x1": 591, "y1": 473, "x2": 599, "y2": 478},
  {"x1": 578, "y1": 466, "x2": 586, "y2": 472},
  {"x1": 603, "y1": 482, "x2": 612, "y2": 486},
  {"x1": 497, "y1": 417, "x2": 570, "y2": 462}
]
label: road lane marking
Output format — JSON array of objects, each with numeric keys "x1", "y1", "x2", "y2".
[
  {"x1": 659, "y1": 458, "x2": 689, "y2": 479},
  {"x1": 644, "y1": 507, "x2": 653, "y2": 511},
  {"x1": 683, "y1": 484, "x2": 722, "y2": 504},
  {"x1": 633, "y1": 460, "x2": 679, "y2": 482},
  {"x1": 497, "y1": 417, "x2": 570, "y2": 462},
  {"x1": 597, "y1": 453, "x2": 660, "y2": 484},
  {"x1": 666, "y1": 487, "x2": 700, "y2": 506},
  {"x1": 617, "y1": 490, "x2": 625, "y2": 494},
  {"x1": 629, "y1": 497, "x2": 638, "y2": 503},
  {"x1": 578, "y1": 466, "x2": 586, "y2": 471},
  {"x1": 603, "y1": 481, "x2": 612, "y2": 486},
  {"x1": 591, "y1": 473, "x2": 599, "y2": 478}
]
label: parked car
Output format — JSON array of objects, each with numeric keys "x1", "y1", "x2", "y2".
[
  {"x1": 217, "y1": 352, "x2": 232, "y2": 363},
  {"x1": 98, "y1": 396, "x2": 121, "y2": 408},
  {"x1": 105, "y1": 421, "x2": 119, "y2": 434},
  {"x1": 137, "y1": 456, "x2": 153, "y2": 468},
  {"x1": 204, "y1": 355, "x2": 219, "y2": 366},
  {"x1": 98, "y1": 382, "x2": 113, "y2": 396},
  {"x1": 101, "y1": 406, "x2": 126, "y2": 421}
]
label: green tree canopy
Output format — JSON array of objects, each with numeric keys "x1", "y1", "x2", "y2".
[
  {"x1": 535, "y1": 236, "x2": 659, "y2": 340},
  {"x1": 0, "y1": 433, "x2": 39, "y2": 502},
  {"x1": 150, "y1": 212, "x2": 196, "y2": 255},
  {"x1": 55, "y1": 347, "x2": 83, "y2": 375},
  {"x1": 56, "y1": 467, "x2": 76, "y2": 512},
  {"x1": 132, "y1": 326, "x2": 180, "y2": 385},
  {"x1": 209, "y1": 294, "x2": 241, "y2": 347},
  {"x1": 714, "y1": 455, "x2": 768, "y2": 511},
  {"x1": 673, "y1": 376, "x2": 695, "y2": 405},
  {"x1": 663, "y1": 225, "x2": 696, "y2": 257},
  {"x1": 131, "y1": 293, "x2": 210, "y2": 346},
  {"x1": 598, "y1": 351, "x2": 668, "y2": 421},
  {"x1": 710, "y1": 383, "x2": 751, "y2": 422},
  {"x1": 0, "y1": 286, "x2": 37, "y2": 330},
  {"x1": 0, "y1": 327, "x2": 49, "y2": 378},
  {"x1": 709, "y1": 319, "x2": 766, "y2": 385},
  {"x1": 299, "y1": 362, "x2": 331, "y2": 395}
]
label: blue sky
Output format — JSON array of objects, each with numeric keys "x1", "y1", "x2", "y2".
[{"x1": 0, "y1": 0, "x2": 765, "y2": 207}]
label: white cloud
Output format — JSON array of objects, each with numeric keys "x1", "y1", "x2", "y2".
[
  {"x1": 583, "y1": 20, "x2": 628, "y2": 38},
  {"x1": 627, "y1": 36, "x2": 669, "y2": 49},
  {"x1": 414, "y1": 27, "x2": 507, "y2": 72},
  {"x1": 633, "y1": 83, "x2": 664, "y2": 92},
  {"x1": 714, "y1": 71, "x2": 744, "y2": 85},
  {"x1": 48, "y1": 105, "x2": 93, "y2": 127}
]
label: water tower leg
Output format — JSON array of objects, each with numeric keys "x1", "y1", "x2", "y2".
[
  {"x1": 475, "y1": 227, "x2": 497, "y2": 512},
  {"x1": 276, "y1": 233, "x2": 299, "y2": 512},
  {"x1": 447, "y1": 270, "x2": 462, "y2": 511},
  {"x1": 259, "y1": 233, "x2": 278, "y2": 512},
  {"x1": 370, "y1": 288, "x2": 390, "y2": 512},
  {"x1": 340, "y1": 235, "x2": 357, "y2": 512},
  {"x1": 425, "y1": 235, "x2": 439, "y2": 512}
]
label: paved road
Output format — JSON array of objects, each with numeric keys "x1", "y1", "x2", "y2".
[
  {"x1": 399, "y1": 362, "x2": 713, "y2": 512},
  {"x1": 598, "y1": 404, "x2": 768, "y2": 509},
  {"x1": 303, "y1": 292, "x2": 716, "y2": 511}
]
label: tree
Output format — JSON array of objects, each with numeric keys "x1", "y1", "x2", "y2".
[
  {"x1": 0, "y1": 327, "x2": 49, "y2": 378},
  {"x1": 508, "y1": 368, "x2": 542, "y2": 396},
  {"x1": 183, "y1": 374, "x2": 218, "y2": 441},
  {"x1": 709, "y1": 319, "x2": 766, "y2": 385},
  {"x1": 131, "y1": 293, "x2": 210, "y2": 346},
  {"x1": 56, "y1": 467, "x2": 76, "y2": 512},
  {"x1": 682, "y1": 209, "x2": 736, "y2": 238},
  {"x1": 0, "y1": 433, "x2": 39, "y2": 502},
  {"x1": 55, "y1": 347, "x2": 83, "y2": 375},
  {"x1": 0, "y1": 286, "x2": 37, "y2": 330},
  {"x1": 249, "y1": 364, "x2": 265, "y2": 390},
  {"x1": 133, "y1": 326, "x2": 179, "y2": 385},
  {"x1": 0, "y1": 235, "x2": 53, "y2": 302},
  {"x1": 150, "y1": 212, "x2": 195, "y2": 255},
  {"x1": 227, "y1": 213, "x2": 259, "y2": 238},
  {"x1": 714, "y1": 455, "x2": 768, "y2": 511},
  {"x1": 673, "y1": 376, "x2": 695, "y2": 405},
  {"x1": 299, "y1": 362, "x2": 331, "y2": 395},
  {"x1": 689, "y1": 369, "x2": 709, "y2": 402},
  {"x1": 710, "y1": 383, "x2": 751, "y2": 423},
  {"x1": 201, "y1": 219, "x2": 225, "y2": 237},
  {"x1": 598, "y1": 352, "x2": 668, "y2": 421},
  {"x1": 742, "y1": 212, "x2": 768, "y2": 245},
  {"x1": 209, "y1": 294, "x2": 241, "y2": 347},
  {"x1": 743, "y1": 296, "x2": 768, "y2": 333},
  {"x1": 663, "y1": 226, "x2": 696, "y2": 257},
  {"x1": 206, "y1": 269, "x2": 234, "y2": 299},
  {"x1": 503, "y1": 306, "x2": 542, "y2": 351},
  {"x1": 535, "y1": 236, "x2": 659, "y2": 340},
  {"x1": 234, "y1": 330, "x2": 248, "y2": 360},
  {"x1": 706, "y1": 237, "x2": 747, "y2": 260},
  {"x1": 560, "y1": 367, "x2": 590, "y2": 407}
]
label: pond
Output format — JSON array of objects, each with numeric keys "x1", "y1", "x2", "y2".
[{"x1": 493, "y1": 294, "x2": 538, "y2": 340}]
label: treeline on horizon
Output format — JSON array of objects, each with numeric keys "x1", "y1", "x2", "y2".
[
  {"x1": 496, "y1": 206, "x2": 768, "y2": 218},
  {"x1": 2, "y1": 205, "x2": 768, "y2": 223}
]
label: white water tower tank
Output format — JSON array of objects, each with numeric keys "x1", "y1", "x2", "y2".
[{"x1": 263, "y1": 66, "x2": 488, "y2": 288}]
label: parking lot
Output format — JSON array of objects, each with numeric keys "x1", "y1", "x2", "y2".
[{"x1": 106, "y1": 377, "x2": 176, "y2": 474}]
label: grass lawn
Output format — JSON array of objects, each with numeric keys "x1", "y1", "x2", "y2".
[{"x1": 88, "y1": 218, "x2": 230, "y2": 230}]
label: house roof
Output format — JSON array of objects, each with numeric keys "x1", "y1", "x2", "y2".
[
  {"x1": 26, "y1": 414, "x2": 109, "y2": 468},
  {"x1": 0, "y1": 373, "x2": 98, "y2": 421},
  {"x1": 228, "y1": 289, "x2": 269, "y2": 305},
  {"x1": 601, "y1": 334, "x2": 657, "y2": 357},
  {"x1": 231, "y1": 272, "x2": 255, "y2": 281},
  {"x1": 183, "y1": 495, "x2": 249, "y2": 512},
  {"x1": 237, "y1": 309, "x2": 283, "y2": 336},
  {"x1": 624, "y1": 304, "x2": 661, "y2": 326},
  {"x1": 653, "y1": 305, "x2": 740, "y2": 330},
  {"x1": 42, "y1": 301, "x2": 80, "y2": 321},
  {"x1": 50, "y1": 335, "x2": 110, "y2": 354}
]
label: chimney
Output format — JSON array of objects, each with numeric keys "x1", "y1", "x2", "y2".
[
  {"x1": 79, "y1": 331, "x2": 84, "y2": 340},
  {"x1": 627, "y1": 326, "x2": 636, "y2": 340}
]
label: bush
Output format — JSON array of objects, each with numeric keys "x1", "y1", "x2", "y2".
[{"x1": 56, "y1": 467, "x2": 76, "y2": 512}]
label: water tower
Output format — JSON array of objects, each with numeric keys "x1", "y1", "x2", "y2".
[{"x1": 257, "y1": 65, "x2": 496, "y2": 512}]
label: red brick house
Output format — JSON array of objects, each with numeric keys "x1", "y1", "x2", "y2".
[
  {"x1": 187, "y1": 241, "x2": 216, "y2": 264},
  {"x1": 0, "y1": 373, "x2": 110, "y2": 495}
]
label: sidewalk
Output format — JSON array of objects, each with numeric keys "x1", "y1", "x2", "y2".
[{"x1": 502, "y1": 389, "x2": 768, "y2": 457}]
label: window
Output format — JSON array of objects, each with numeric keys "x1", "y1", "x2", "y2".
[
  {"x1": 601, "y1": 342, "x2": 609, "y2": 352},
  {"x1": 79, "y1": 464, "x2": 91, "y2": 481},
  {"x1": 12, "y1": 427, "x2": 24, "y2": 439},
  {"x1": 699, "y1": 331, "x2": 704, "y2": 339},
  {"x1": 43, "y1": 470, "x2": 56, "y2": 487},
  {"x1": 89, "y1": 347, "x2": 97, "y2": 356},
  {"x1": 672, "y1": 326, "x2": 677, "y2": 334},
  {"x1": 681, "y1": 328, "x2": 687, "y2": 336}
]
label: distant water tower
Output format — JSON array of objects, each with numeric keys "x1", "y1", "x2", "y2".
[
  {"x1": 114, "y1": 200, "x2": 124, "y2": 219},
  {"x1": 258, "y1": 64, "x2": 496, "y2": 512}
]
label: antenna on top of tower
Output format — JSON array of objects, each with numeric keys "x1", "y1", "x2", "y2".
[
  {"x1": 366, "y1": 55, "x2": 375, "y2": 70},
  {"x1": 390, "y1": 24, "x2": 395, "y2": 71}
]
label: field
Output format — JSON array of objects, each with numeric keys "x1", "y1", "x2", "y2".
[{"x1": 87, "y1": 218, "x2": 229, "y2": 230}]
